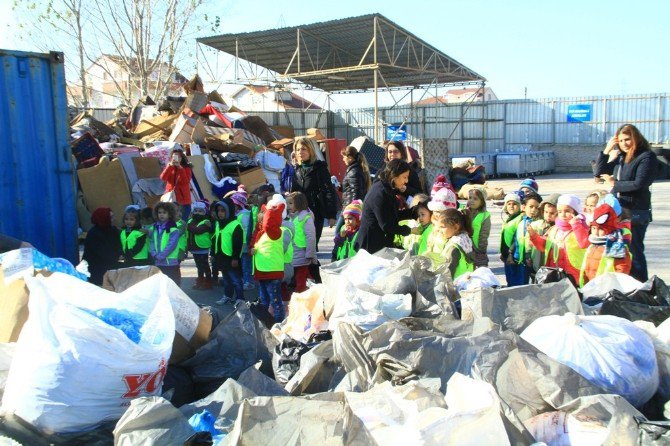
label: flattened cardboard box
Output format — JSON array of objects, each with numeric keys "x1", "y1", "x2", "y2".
[{"x1": 0, "y1": 269, "x2": 51, "y2": 343}]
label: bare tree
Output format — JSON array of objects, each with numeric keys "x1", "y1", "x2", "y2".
[{"x1": 13, "y1": 0, "x2": 220, "y2": 107}]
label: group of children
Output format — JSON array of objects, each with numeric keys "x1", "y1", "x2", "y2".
[
  {"x1": 116, "y1": 185, "x2": 320, "y2": 323},
  {"x1": 331, "y1": 173, "x2": 633, "y2": 289}
]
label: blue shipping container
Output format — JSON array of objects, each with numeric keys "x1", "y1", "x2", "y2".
[{"x1": 0, "y1": 50, "x2": 78, "y2": 263}]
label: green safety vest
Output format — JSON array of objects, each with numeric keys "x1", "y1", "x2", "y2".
[
  {"x1": 544, "y1": 226, "x2": 586, "y2": 272},
  {"x1": 337, "y1": 232, "x2": 359, "y2": 261},
  {"x1": 253, "y1": 231, "x2": 285, "y2": 272},
  {"x1": 471, "y1": 211, "x2": 490, "y2": 250},
  {"x1": 514, "y1": 217, "x2": 533, "y2": 264},
  {"x1": 500, "y1": 213, "x2": 522, "y2": 252},
  {"x1": 251, "y1": 205, "x2": 259, "y2": 232},
  {"x1": 217, "y1": 219, "x2": 242, "y2": 257},
  {"x1": 292, "y1": 213, "x2": 313, "y2": 248},
  {"x1": 282, "y1": 227, "x2": 293, "y2": 263},
  {"x1": 417, "y1": 224, "x2": 433, "y2": 255},
  {"x1": 187, "y1": 218, "x2": 212, "y2": 250},
  {"x1": 449, "y1": 241, "x2": 475, "y2": 280},
  {"x1": 120, "y1": 229, "x2": 149, "y2": 260},
  {"x1": 176, "y1": 220, "x2": 187, "y2": 256},
  {"x1": 152, "y1": 227, "x2": 180, "y2": 260}
]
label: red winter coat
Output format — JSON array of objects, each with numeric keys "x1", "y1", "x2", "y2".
[{"x1": 160, "y1": 165, "x2": 192, "y2": 205}]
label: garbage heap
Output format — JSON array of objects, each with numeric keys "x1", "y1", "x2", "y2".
[{"x1": 1, "y1": 248, "x2": 670, "y2": 445}]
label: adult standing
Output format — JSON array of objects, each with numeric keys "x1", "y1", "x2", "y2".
[
  {"x1": 384, "y1": 140, "x2": 425, "y2": 197},
  {"x1": 160, "y1": 148, "x2": 193, "y2": 218},
  {"x1": 340, "y1": 145, "x2": 372, "y2": 208},
  {"x1": 595, "y1": 123, "x2": 658, "y2": 282},
  {"x1": 290, "y1": 137, "x2": 338, "y2": 245},
  {"x1": 82, "y1": 207, "x2": 121, "y2": 286},
  {"x1": 356, "y1": 159, "x2": 420, "y2": 254}
]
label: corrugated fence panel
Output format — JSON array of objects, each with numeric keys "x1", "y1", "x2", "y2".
[{"x1": 0, "y1": 50, "x2": 78, "y2": 262}]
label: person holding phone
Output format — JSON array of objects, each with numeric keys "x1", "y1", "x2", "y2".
[
  {"x1": 160, "y1": 148, "x2": 193, "y2": 218},
  {"x1": 594, "y1": 124, "x2": 658, "y2": 281}
]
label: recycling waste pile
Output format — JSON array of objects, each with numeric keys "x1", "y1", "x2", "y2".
[{"x1": 3, "y1": 247, "x2": 670, "y2": 445}]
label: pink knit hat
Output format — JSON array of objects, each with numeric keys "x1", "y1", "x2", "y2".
[
  {"x1": 431, "y1": 174, "x2": 452, "y2": 198},
  {"x1": 428, "y1": 187, "x2": 457, "y2": 211}
]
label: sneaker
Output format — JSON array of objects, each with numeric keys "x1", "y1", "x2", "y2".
[
  {"x1": 243, "y1": 282, "x2": 255, "y2": 291},
  {"x1": 216, "y1": 296, "x2": 234, "y2": 305}
]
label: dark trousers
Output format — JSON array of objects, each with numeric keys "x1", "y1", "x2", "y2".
[
  {"x1": 505, "y1": 262, "x2": 527, "y2": 287},
  {"x1": 158, "y1": 264, "x2": 181, "y2": 286},
  {"x1": 221, "y1": 267, "x2": 244, "y2": 300},
  {"x1": 314, "y1": 213, "x2": 325, "y2": 248},
  {"x1": 193, "y1": 253, "x2": 211, "y2": 280},
  {"x1": 630, "y1": 209, "x2": 651, "y2": 282}
]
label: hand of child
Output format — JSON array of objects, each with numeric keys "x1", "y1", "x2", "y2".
[
  {"x1": 527, "y1": 225, "x2": 537, "y2": 237},
  {"x1": 506, "y1": 254, "x2": 515, "y2": 265},
  {"x1": 410, "y1": 226, "x2": 423, "y2": 235}
]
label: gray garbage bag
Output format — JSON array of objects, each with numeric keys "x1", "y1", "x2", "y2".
[
  {"x1": 285, "y1": 340, "x2": 338, "y2": 396},
  {"x1": 113, "y1": 397, "x2": 194, "y2": 446},
  {"x1": 460, "y1": 280, "x2": 583, "y2": 333},
  {"x1": 180, "y1": 303, "x2": 276, "y2": 387},
  {"x1": 272, "y1": 337, "x2": 310, "y2": 386},
  {"x1": 410, "y1": 256, "x2": 460, "y2": 319},
  {"x1": 237, "y1": 364, "x2": 288, "y2": 397},
  {"x1": 224, "y1": 393, "x2": 347, "y2": 445},
  {"x1": 0, "y1": 413, "x2": 114, "y2": 446}
]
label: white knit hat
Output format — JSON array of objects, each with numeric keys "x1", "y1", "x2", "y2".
[
  {"x1": 428, "y1": 187, "x2": 457, "y2": 211},
  {"x1": 267, "y1": 193, "x2": 288, "y2": 219},
  {"x1": 557, "y1": 194, "x2": 582, "y2": 214},
  {"x1": 503, "y1": 192, "x2": 521, "y2": 205}
]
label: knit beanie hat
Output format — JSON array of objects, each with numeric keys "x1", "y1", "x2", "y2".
[
  {"x1": 597, "y1": 194, "x2": 622, "y2": 217},
  {"x1": 503, "y1": 192, "x2": 521, "y2": 205},
  {"x1": 557, "y1": 194, "x2": 582, "y2": 214},
  {"x1": 191, "y1": 201, "x2": 207, "y2": 213},
  {"x1": 230, "y1": 192, "x2": 248, "y2": 209},
  {"x1": 342, "y1": 199, "x2": 363, "y2": 221},
  {"x1": 267, "y1": 193, "x2": 288, "y2": 219},
  {"x1": 540, "y1": 193, "x2": 560, "y2": 209},
  {"x1": 431, "y1": 174, "x2": 452, "y2": 197},
  {"x1": 428, "y1": 187, "x2": 457, "y2": 211},
  {"x1": 519, "y1": 178, "x2": 539, "y2": 194}
]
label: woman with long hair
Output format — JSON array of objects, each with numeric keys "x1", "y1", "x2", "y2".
[
  {"x1": 384, "y1": 140, "x2": 425, "y2": 196},
  {"x1": 356, "y1": 159, "x2": 420, "y2": 254},
  {"x1": 289, "y1": 137, "x2": 338, "y2": 245},
  {"x1": 340, "y1": 145, "x2": 371, "y2": 207},
  {"x1": 160, "y1": 148, "x2": 193, "y2": 218},
  {"x1": 595, "y1": 123, "x2": 658, "y2": 281}
]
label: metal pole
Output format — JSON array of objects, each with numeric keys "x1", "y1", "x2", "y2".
[
  {"x1": 297, "y1": 29, "x2": 301, "y2": 74},
  {"x1": 373, "y1": 16, "x2": 379, "y2": 143},
  {"x1": 656, "y1": 95, "x2": 663, "y2": 143},
  {"x1": 551, "y1": 100, "x2": 556, "y2": 145},
  {"x1": 602, "y1": 98, "x2": 608, "y2": 143},
  {"x1": 235, "y1": 39, "x2": 239, "y2": 81}
]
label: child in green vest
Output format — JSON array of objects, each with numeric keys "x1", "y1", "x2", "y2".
[
  {"x1": 511, "y1": 192, "x2": 542, "y2": 285},
  {"x1": 426, "y1": 208, "x2": 475, "y2": 279},
  {"x1": 150, "y1": 202, "x2": 182, "y2": 286},
  {"x1": 229, "y1": 191, "x2": 254, "y2": 291},
  {"x1": 287, "y1": 192, "x2": 316, "y2": 293},
  {"x1": 187, "y1": 201, "x2": 213, "y2": 290},
  {"x1": 500, "y1": 192, "x2": 523, "y2": 286},
  {"x1": 120, "y1": 205, "x2": 150, "y2": 267},
  {"x1": 212, "y1": 198, "x2": 244, "y2": 304},
  {"x1": 528, "y1": 193, "x2": 559, "y2": 273},
  {"x1": 394, "y1": 194, "x2": 431, "y2": 254},
  {"x1": 465, "y1": 188, "x2": 490, "y2": 268},
  {"x1": 424, "y1": 186, "x2": 459, "y2": 257},
  {"x1": 175, "y1": 207, "x2": 187, "y2": 262},
  {"x1": 414, "y1": 195, "x2": 433, "y2": 256},
  {"x1": 333, "y1": 199, "x2": 363, "y2": 261}
]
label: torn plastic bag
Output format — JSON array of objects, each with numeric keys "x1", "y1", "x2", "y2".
[
  {"x1": 272, "y1": 337, "x2": 311, "y2": 386},
  {"x1": 2, "y1": 273, "x2": 174, "y2": 434},
  {"x1": 460, "y1": 279, "x2": 583, "y2": 333},
  {"x1": 113, "y1": 396, "x2": 195, "y2": 446},
  {"x1": 224, "y1": 393, "x2": 347, "y2": 444},
  {"x1": 344, "y1": 375, "x2": 510, "y2": 446},
  {"x1": 179, "y1": 303, "x2": 276, "y2": 388},
  {"x1": 521, "y1": 313, "x2": 659, "y2": 408}
]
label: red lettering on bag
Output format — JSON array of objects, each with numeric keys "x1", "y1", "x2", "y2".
[{"x1": 122, "y1": 359, "x2": 167, "y2": 398}]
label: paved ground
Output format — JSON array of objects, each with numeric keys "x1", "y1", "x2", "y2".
[{"x1": 182, "y1": 172, "x2": 670, "y2": 306}]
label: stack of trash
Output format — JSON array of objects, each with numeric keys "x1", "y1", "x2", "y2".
[{"x1": 1, "y1": 248, "x2": 670, "y2": 444}]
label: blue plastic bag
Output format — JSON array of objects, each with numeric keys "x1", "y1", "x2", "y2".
[
  {"x1": 85, "y1": 308, "x2": 147, "y2": 344},
  {"x1": 188, "y1": 410, "x2": 221, "y2": 437}
]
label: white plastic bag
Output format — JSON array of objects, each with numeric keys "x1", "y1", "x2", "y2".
[
  {"x1": 0, "y1": 343, "x2": 15, "y2": 402},
  {"x1": 581, "y1": 272, "x2": 642, "y2": 299},
  {"x1": 634, "y1": 319, "x2": 670, "y2": 400},
  {"x1": 453, "y1": 267, "x2": 500, "y2": 292},
  {"x1": 524, "y1": 411, "x2": 609, "y2": 446},
  {"x1": 1, "y1": 273, "x2": 174, "y2": 434},
  {"x1": 329, "y1": 282, "x2": 411, "y2": 331},
  {"x1": 521, "y1": 313, "x2": 658, "y2": 407}
]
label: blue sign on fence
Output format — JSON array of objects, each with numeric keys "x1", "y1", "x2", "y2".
[
  {"x1": 567, "y1": 104, "x2": 592, "y2": 122},
  {"x1": 386, "y1": 124, "x2": 407, "y2": 141}
]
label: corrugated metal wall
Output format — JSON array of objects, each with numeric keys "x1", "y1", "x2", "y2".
[{"x1": 0, "y1": 50, "x2": 79, "y2": 263}]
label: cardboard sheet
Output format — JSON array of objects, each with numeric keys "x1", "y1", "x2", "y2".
[
  {"x1": 187, "y1": 155, "x2": 219, "y2": 203},
  {"x1": 77, "y1": 158, "x2": 132, "y2": 225},
  {"x1": 133, "y1": 156, "x2": 162, "y2": 179}
]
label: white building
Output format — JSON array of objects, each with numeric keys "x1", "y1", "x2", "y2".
[{"x1": 229, "y1": 85, "x2": 321, "y2": 112}]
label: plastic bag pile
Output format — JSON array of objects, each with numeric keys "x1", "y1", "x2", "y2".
[{"x1": 2, "y1": 248, "x2": 670, "y2": 445}]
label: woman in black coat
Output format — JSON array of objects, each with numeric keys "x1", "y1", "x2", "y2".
[
  {"x1": 290, "y1": 137, "x2": 338, "y2": 245},
  {"x1": 595, "y1": 123, "x2": 658, "y2": 282},
  {"x1": 384, "y1": 140, "x2": 424, "y2": 197},
  {"x1": 82, "y1": 207, "x2": 121, "y2": 286},
  {"x1": 356, "y1": 159, "x2": 420, "y2": 254},
  {"x1": 340, "y1": 145, "x2": 371, "y2": 208}
]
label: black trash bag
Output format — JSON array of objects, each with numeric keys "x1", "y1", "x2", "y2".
[
  {"x1": 637, "y1": 419, "x2": 670, "y2": 445},
  {"x1": 163, "y1": 365, "x2": 196, "y2": 407},
  {"x1": 249, "y1": 300, "x2": 275, "y2": 329},
  {"x1": 534, "y1": 267, "x2": 577, "y2": 289},
  {"x1": 183, "y1": 431, "x2": 213, "y2": 446},
  {"x1": 588, "y1": 276, "x2": 670, "y2": 326},
  {"x1": 272, "y1": 337, "x2": 311, "y2": 386}
]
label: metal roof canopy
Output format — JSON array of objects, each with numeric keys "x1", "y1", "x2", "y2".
[
  {"x1": 198, "y1": 14, "x2": 486, "y2": 142},
  {"x1": 197, "y1": 13, "x2": 485, "y2": 93}
]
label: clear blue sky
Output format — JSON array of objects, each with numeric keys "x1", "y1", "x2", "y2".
[{"x1": 2, "y1": 0, "x2": 668, "y2": 106}]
